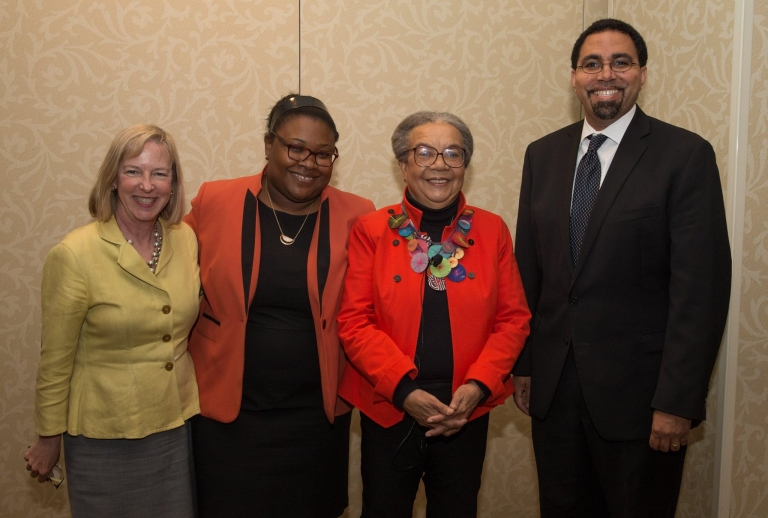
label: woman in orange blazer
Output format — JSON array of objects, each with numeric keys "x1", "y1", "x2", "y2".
[
  {"x1": 337, "y1": 112, "x2": 531, "y2": 518},
  {"x1": 185, "y1": 95, "x2": 374, "y2": 518}
]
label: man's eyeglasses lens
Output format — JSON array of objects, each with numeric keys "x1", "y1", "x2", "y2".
[
  {"x1": 579, "y1": 59, "x2": 635, "y2": 74},
  {"x1": 412, "y1": 146, "x2": 465, "y2": 168}
]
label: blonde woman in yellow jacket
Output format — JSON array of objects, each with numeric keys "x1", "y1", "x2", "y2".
[{"x1": 24, "y1": 125, "x2": 200, "y2": 518}]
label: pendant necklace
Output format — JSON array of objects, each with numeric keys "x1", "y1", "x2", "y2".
[{"x1": 264, "y1": 179, "x2": 315, "y2": 245}]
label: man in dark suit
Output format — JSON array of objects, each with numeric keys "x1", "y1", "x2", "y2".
[{"x1": 512, "y1": 18, "x2": 731, "y2": 517}]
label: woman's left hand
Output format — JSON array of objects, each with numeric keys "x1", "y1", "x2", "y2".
[
  {"x1": 425, "y1": 382, "x2": 484, "y2": 437},
  {"x1": 24, "y1": 435, "x2": 61, "y2": 483}
]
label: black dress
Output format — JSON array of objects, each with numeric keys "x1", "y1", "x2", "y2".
[{"x1": 193, "y1": 202, "x2": 350, "y2": 518}]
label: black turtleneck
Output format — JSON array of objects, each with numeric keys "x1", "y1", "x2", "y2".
[{"x1": 392, "y1": 192, "x2": 458, "y2": 408}]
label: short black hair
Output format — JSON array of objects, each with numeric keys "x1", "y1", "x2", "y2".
[
  {"x1": 265, "y1": 93, "x2": 339, "y2": 142},
  {"x1": 571, "y1": 19, "x2": 648, "y2": 69}
]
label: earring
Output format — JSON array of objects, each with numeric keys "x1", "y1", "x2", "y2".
[{"x1": 171, "y1": 191, "x2": 174, "y2": 195}]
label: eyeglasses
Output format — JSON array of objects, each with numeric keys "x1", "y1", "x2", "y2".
[
  {"x1": 49, "y1": 464, "x2": 64, "y2": 489},
  {"x1": 270, "y1": 132, "x2": 338, "y2": 167},
  {"x1": 409, "y1": 145, "x2": 466, "y2": 168},
  {"x1": 577, "y1": 59, "x2": 637, "y2": 74}
]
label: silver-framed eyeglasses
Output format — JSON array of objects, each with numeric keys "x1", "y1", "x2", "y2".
[
  {"x1": 409, "y1": 145, "x2": 466, "y2": 168},
  {"x1": 270, "y1": 132, "x2": 338, "y2": 167},
  {"x1": 577, "y1": 58, "x2": 637, "y2": 74}
]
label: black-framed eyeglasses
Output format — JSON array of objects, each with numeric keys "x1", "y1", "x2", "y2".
[
  {"x1": 270, "y1": 132, "x2": 339, "y2": 167},
  {"x1": 409, "y1": 145, "x2": 466, "y2": 168},
  {"x1": 577, "y1": 59, "x2": 637, "y2": 74}
]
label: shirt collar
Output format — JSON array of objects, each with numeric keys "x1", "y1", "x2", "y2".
[{"x1": 580, "y1": 104, "x2": 637, "y2": 145}]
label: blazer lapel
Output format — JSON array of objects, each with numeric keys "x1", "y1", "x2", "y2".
[
  {"x1": 241, "y1": 171, "x2": 265, "y2": 316},
  {"x1": 571, "y1": 108, "x2": 651, "y2": 282},
  {"x1": 241, "y1": 190, "x2": 257, "y2": 314},
  {"x1": 100, "y1": 218, "x2": 165, "y2": 291},
  {"x1": 557, "y1": 123, "x2": 584, "y2": 274},
  {"x1": 154, "y1": 219, "x2": 173, "y2": 275}
]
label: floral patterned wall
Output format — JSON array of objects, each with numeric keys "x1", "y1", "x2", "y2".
[
  {"x1": 1, "y1": 1, "x2": 764, "y2": 517},
  {"x1": 730, "y1": 1, "x2": 768, "y2": 516}
]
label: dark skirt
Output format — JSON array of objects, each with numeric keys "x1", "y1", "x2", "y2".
[
  {"x1": 63, "y1": 422, "x2": 195, "y2": 518},
  {"x1": 193, "y1": 408, "x2": 351, "y2": 518}
]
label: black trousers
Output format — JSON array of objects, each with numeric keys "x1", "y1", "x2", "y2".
[
  {"x1": 359, "y1": 412, "x2": 489, "y2": 518},
  {"x1": 532, "y1": 348, "x2": 687, "y2": 518}
]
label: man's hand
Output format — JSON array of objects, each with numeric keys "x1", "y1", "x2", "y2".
[
  {"x1": 649, "y1": 410, "x2": 691, "y2": 452},
  {"x1": 513, "y1": 375, "x2": 531, "y2": 416}
]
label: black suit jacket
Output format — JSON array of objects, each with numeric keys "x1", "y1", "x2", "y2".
[{"x1": 512, "y1": 107, "x2": 731, "y2": 441}]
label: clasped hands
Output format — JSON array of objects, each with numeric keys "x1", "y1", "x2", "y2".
[{"x1": 402, "y1": 382, "x2": 484, "y2": 438}]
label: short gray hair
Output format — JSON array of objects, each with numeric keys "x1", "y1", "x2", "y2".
[{"x1": 391, "y1": 111, "x2": 474, "y2": 167}]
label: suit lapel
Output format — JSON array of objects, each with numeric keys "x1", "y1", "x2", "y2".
[
  {"x1": 557, "y1": 123, "x2": 584, "y2": 275},
  {"x1": 571, "y1": 108, "x2": 651, "y2": 283}
]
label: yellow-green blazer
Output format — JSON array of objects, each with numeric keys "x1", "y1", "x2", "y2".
[{"x1": 35, "y1": 217, "x2": 201, "y2": 439}]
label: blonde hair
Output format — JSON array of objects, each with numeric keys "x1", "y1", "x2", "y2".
[{"x1": 88, "y1": 124, "x2": 186, "y2": 225}]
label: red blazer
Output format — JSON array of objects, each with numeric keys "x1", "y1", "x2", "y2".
[
  {"x1": 185, "y1": 170, "x2": 375, "y2": 423},
  {"x1": 337, "y1": 192, "x2": 531, "y2": 427}
]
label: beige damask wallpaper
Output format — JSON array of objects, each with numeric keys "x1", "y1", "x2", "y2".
[
  {"x1": 731, "y1": 1, "x2": 768, "y2": 516},
  {"x1": 1, "y1": 1, "x2": 765, "y2": 517}
]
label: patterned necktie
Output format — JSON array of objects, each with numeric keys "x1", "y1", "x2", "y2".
[{"x1": 570, "y1": 133, "x2": 608, "y2": 265}]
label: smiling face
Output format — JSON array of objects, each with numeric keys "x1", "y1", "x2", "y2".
[
  {"x1": 400, "y1": 122, "x2": 466, "y2": 210},
  {"x1": 571, "y1": 30, "x2": 647, "y2": 130},
  {"x1": 263, "y1": 115, "x2": 336, "y2": 212},
  {"x1": 113, "y1": 140, "x2": 173, "y2": 229}
]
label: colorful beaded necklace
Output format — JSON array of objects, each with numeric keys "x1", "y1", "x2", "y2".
[{"x1": 388, "y1": 203, "x2": 474, "y2": 291}]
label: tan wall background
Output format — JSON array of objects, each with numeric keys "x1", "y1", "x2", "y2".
[
  {"x1": 1, "y1": 1, "x2": 765, "y2": 517},
  {"x1": 731, "y1": 0, "x2": 768, "y2": 516}
]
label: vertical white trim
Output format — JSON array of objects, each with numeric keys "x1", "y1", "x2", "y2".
[{"x1": 713, "y1": 0, "x2": 753, "y2": 516}]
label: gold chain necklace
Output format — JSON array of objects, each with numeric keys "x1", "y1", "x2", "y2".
[{"x1": 264, "y1": 179, "x2": 316, "y2": 245}]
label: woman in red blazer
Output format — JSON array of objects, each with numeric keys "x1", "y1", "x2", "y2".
[
  {"x1": 337, "y1": 112, "x2": 531, "y2": 517},
  {"x1": 185, "y1": 95, "x2": 374, "y2": 518}
]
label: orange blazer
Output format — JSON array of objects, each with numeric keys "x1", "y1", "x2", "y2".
[
  {"x1": 337, "y1": 192, "x2": 531, "y2": 427},
  {"x1": 185, "y1": 170, "x2": 375, "y2": 423}
]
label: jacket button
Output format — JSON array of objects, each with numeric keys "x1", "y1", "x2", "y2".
[
  {"x1": 393, "y1": 239, "x2": 400, "y2": 246},
  {"x1": 162, "y1": 305, "x2": 171, "y2": 314},
  {"x1": 570, "y1": 297, "x2": 578, "y2": 305},
  {"x1": 394, "y1": 275, "x2": 401, "y2": 282},
  {"x1": 322, "y1": 319, "x2": 327, "y2": 329},
  {"x1": 165, "y1": 362, "x2": 174, "y2": 371},
  {"x1": 388, "y1": 208, "x2": 395, "y2": 214},
  {"x1": 163, "y1": 334, "x2": 172, "y2": 342},
  {"x1": 467, "y1": 272, "x2": 475, "y2": 279},
  {"x1": 468, "y1": 239, "x2": 475, "y2": 245}
]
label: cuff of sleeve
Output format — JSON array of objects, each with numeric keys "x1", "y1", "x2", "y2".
[
  {"x1": 470, "y1": 380, "x2": 491, "y2": 405},
  {"x1": 392, "y1": 376, "x2": 420, "y2": 410}
]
